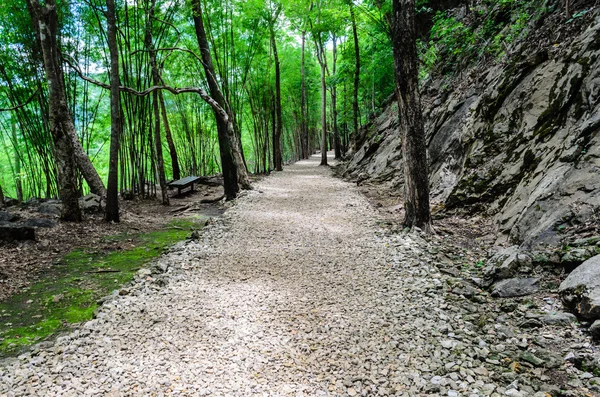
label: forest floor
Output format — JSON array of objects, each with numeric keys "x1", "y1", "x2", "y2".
[
  {"x1": 0, "y1": 183, "x2": 226, "y2": 301},
  {"x1": 0, "y1": 153, "x2": 597, "y2": 396},
  {"x1": 0, "y1": 182, "x2": 226, "y2": 356}
]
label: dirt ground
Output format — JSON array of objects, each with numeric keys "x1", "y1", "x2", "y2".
[{"x1": 0, "y1": 183, "x2": 227, "y2": 302}]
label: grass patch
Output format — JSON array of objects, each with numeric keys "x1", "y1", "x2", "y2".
[{"x1": 0, "y1": 216, "x2": 205, "y2": 357}]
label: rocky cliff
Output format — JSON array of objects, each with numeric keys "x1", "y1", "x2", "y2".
[{"x1": 342, "y1": 10, "x2": 600, "y2": 250}]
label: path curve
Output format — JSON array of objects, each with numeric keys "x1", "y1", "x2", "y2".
[{"x1": 2, "y1": 154, "x2": 539, "y2": 396}]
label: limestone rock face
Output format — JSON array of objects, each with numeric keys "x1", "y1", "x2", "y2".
[
  {"x1": 559, "y1": 255, "x2": 600, "y2": 320},
  {"x1": 341, "y1": 15, "x2": 600, "y2": 249}
]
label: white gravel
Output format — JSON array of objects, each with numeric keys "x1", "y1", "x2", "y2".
[{"x1": 0, "y1": 154, "x2": 570, "y2": 396}]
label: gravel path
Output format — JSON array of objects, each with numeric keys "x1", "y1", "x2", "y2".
[{"x1": 0, "y1": 154, "x2": 574, "y2": 396}]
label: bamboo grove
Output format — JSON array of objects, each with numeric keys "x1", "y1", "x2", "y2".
[{"x1": 0, "y1": 0, "x2": 399, "y2": 220}]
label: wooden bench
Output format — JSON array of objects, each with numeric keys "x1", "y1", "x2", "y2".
[{"x1": 167, "y1": 176, "x2": 203, "y2": 196}]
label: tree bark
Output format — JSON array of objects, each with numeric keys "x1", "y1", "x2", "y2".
[
  {"x1": 159, "y1": 90, "x2": 181, "y2": 180},
  {"x1": 105, "y1": 0, "x2": 122, "y2": 222},
  {"x1": 191, "y1": 0, "x2": 243, "y2": 198},
  {"x1": 300, "y1": 30, "x2": 309, "y2": 159},
  {"x1": 391, "y1": 0, "x2": 431, "y2": 231},
  {"x1": 145, "y1": 0, "x2": 170, "y2": 205},
  {"x1": 313, "y1": 32, "x2": 328, "y2": 166},
  {"x1": 27, "y1": 0, "x2": 81, "y2": 222},
  {"x1": 270, "y1": 22, "x2": 283, "y2": 171},
  {"x1": 11, "y1": 122, "x2": 23, "y2": 202},
  {"x1": 72, "y1": 127, "x2": 106, "y2": 197},
  {"x1": 332, "y1": 36, "x2": 341, "y2": 159},
  {"x1": 350, "y1": 2, "x2": 361, "y2": 152},
  {"x1": 0, "y1": 184, "x2": 4, "y2": 208}
]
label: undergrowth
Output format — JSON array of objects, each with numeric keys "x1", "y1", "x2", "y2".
[
  {"x1": 0, "y1": 217, "x2": 204, "y2": 357},
  {"x1": 418, "y1": 0, "x2": 548, "y2": 79}
]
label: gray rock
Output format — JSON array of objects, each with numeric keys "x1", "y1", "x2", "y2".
[
  {"x1": 562, "y1": 248, "x2": 593, "y2": 264},
  {"x1": 589, "y1": 320, "x2": 600, "y2": 339},
  {"x1": 23, "y1": 218, "x2": 57, "y2": 228},
  {"x1": 572, "y1": 236, "x2": 600, "y2": 247},
  {"x1": 0, "y1": 224, "x2": 35, "y2": 241},
  {"x1": 79, "y1": 193, "x2": 102, "y2": 213},
  {"x1": 559, "y1": 255, "x2": 600, "y2": 320},
  {"x1": 0, "y1": 211, "x2": 19, "y2": 222},
  {"x1": 38, "y1": 201, "x2": 61, "y2": 216},
  {"x1": 540, "y1": 312, "x2": 578, "y2": 326},
  {"x1": 491, "y1": 278, "x2": 539, "y2": 297},
  {"x1": 483, "y1": 246, "x2": 524, "y2": 281}
]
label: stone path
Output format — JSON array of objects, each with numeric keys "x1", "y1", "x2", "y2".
[{"x1": 0, "y1": 154, "x2": 579, "y2": 396}]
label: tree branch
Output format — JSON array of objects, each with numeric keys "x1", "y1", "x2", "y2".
[
  {"x1": 0, "y1": 89, "x2": 41, "y2": 112},
  {"x1": 62, "y1": 56, "x2": 228, "y2": 122}
]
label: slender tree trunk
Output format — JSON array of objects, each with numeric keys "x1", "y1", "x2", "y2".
[
  {"x1": 27, "y1": 0, "x2": 81, "y2": 222},
  {"x1": 191, "y1": 0, "x2": 240, "y2": 199},
  {"x1": 391, "y1": 0, "x2": 431, "y2": 231},
  {"x1": 145, "y1": 0, "x2": 169, "y2": 205},
  {"x1": 320, "y1": 60, "x2": 327, "y2": 165},
  {"x1": 0, "y1": 184, "x2": 4, "y2": 208},
  {"x1": 300, "y1": 30, "x2": 308, "y2": 159},
  {"x1": 270, "y1": 24, "x2": 283, "y2": 171},
  {"x1": 350, "y1": 2, "x2": 360, "y2": 152},
  {"x1": 105, "y1": 0, "x2": 122, "y2": 222},
  {"x1": 11, "y1": 122, "x2": 23, "y2": 202},
  {"x1": 332, "y1": 36, "x2": 341, "y2": 159},
  {"x1": 159, "y1": 91, "x2": 181, "y2": 180}
]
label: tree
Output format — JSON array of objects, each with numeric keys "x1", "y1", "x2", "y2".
[
  {"x1": 348, "y1": 0, "x2": 360, "y2": 152},
  {"x1": 105, "y1": 0, "x2": 122, "y2": 222},
  {"x1": 268, "y1": 2, "x2": 283, "y2": 171},
  {"x1": 309, "y1": 0, "x2": 331, "y2": 166},
  {"x1": 145, "y1": 0, "x2": 170, "y2": 205},
  {"x1": 27, "y1": 0, "x2": 82, "y2": 222},
  {"x1": 390, "y1": 0, "x2": 431, "y2": 231},
  {"x1": 191, "y1": 0, "x2": 247, "y2": 198}
]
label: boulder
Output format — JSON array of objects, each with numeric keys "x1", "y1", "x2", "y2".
[
  {"x1": 540, "y1": 312, "x2": 578, "y2": 326},
  {"x1": 559, "y1": 255, "x2": 600, "y2": 320},
  {"x1": 0, "y1": 224, "x2": 35, "y2": 241},
  {"x1": 38, "y1": 201, "x2": 61, "y2": 216},
  {"x1": 589, "y1": 320, "x2": 600, "y2": 339},
  {"x1": 491, "y1": 277, "x2": 539, "y2": 297},
  {"x1": 0, "y1": 211, "x2": 19, "y2": 222},
  {"x1": 79, "y1": 193, "x2": 102, "y2": 213},
  {"x1": 483, "y1": 246, "x2": 532, "y2": 282},
  {"x1": 23, "y1": 218, "x2": 57, "y2": 228}
]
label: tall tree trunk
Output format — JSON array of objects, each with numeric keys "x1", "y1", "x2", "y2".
[
  {"x1": 145, "y1": 0, "x2": 169, "y2": 205},
  {"x1": 11, "y1": 122, "x2": 23, "y2": 202},
  {"x1": 27, "y1": 0, "x2": 81, "y2": 222},
  {"x1": 313, "y1": 32, "x2": 328, "y2": 166},
  {"x1": 270, "y1": 24, "x2": 283, "y2": 171},
  {"x1": 0, "y1": 184, "x2": 4, "y2": 208},
  {"x1": 319, "y1": 60, "x2": 327, "y2": 165},
  {"x1": 391, "y1": 0, "x2": 431, "y2": 231},
  {"x1": 159, "y1": 91, "x2": 181, "y2": 180},
  {"x1": 191, "y1": 0, "x2": 240, "y2": 199},
  {"x1": 332, "y1": 36, "x2": 341, "y2": 160},
  {"x1": 350, "y1": 2, "x2": 360, "y2": 152},
  {"x1": 300, "y1": 30, "x2": 309, "y2": 159},
  {"x1": 105, "y1": 0, "x2": 122, "y2": 222}
]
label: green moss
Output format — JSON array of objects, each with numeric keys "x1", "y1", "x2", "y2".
[{"x1": 0, "y1": 216, "x2": 206, "y2": 357}]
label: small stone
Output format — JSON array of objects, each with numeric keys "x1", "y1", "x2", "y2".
[{"x1": 519, "y1": 351, "x2": 545, "y2": 367}]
